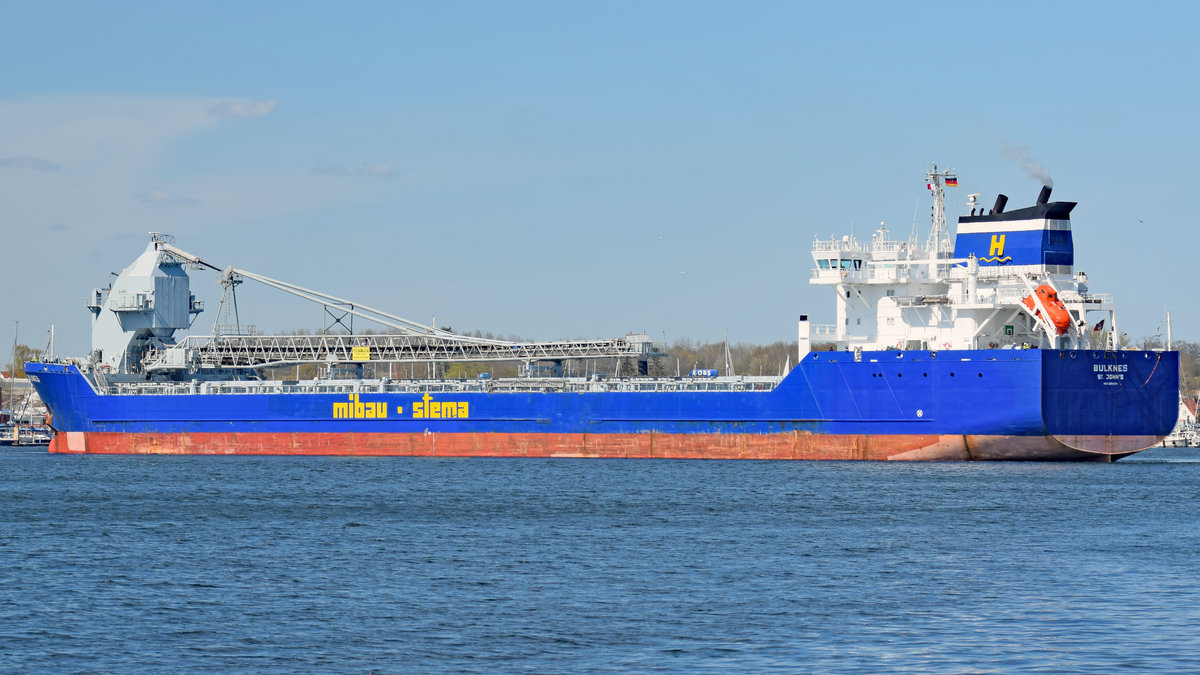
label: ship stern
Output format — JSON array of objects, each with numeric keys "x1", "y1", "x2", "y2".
[{"x1": 1041, "y1": 350, "x2": 1179, "y2": 457}]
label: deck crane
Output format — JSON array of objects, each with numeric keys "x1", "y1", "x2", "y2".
[{"x1": 116, "y1": 234, "x2": 658, "y2": 375}]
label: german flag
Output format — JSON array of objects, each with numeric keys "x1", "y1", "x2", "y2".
[{"x1": 945, "y1": 177, "x2": 958, "y2": 187}]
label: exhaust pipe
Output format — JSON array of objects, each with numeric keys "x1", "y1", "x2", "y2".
[
  {"x1": 1037, "y1": 186, "x2": 1052, "y2": 205},
  {"x1": 990, "y1": 194, "x2": 1008, "y2": 215}
]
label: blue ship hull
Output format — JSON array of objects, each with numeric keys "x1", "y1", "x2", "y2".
[{"x1": 26, "y1": 348, "x2": 1179, "y2": 460}]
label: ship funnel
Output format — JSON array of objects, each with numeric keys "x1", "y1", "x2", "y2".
[
  {"x1": 990, "y1": 194, "x2": 1008, "y2": 215},
  {"x1": 1037, "y1": 185, "x2": 1052, "y2": 205}
]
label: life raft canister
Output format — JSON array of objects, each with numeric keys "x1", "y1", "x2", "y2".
[{"x1": 1021, "y1": 284, "x2": 1070, "y2": 335}]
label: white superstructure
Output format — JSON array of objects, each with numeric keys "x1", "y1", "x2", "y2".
[{"x1": 808, "y1": 165, "x2": 1117, "y2": 352}]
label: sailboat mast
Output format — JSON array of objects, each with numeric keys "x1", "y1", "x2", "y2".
[{"x1": 8, "y1": 321, "x2": 16, "y2": 435}]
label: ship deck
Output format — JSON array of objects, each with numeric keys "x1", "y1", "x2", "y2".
[{"x1": 101, "y1": 375, "x2": 783, "y2": 397}]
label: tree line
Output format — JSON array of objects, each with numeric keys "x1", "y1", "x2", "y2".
[{"x1": 259, "y1": 337, "x2": 805, "y2": 381}]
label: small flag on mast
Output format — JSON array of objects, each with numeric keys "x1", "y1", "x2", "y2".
[
  {"x1": 1093, "y1": 319, "x2": 1105, "y2": 332},
  {"x1": 945, "y1": 177, "x2": 958, "y2": 187}
]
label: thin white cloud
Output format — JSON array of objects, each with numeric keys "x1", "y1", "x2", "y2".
[
  {"x1": 208, "y1": 98, "x2": 279, "y2": 118},
  {"x1": 0, "y1": 154, "x2": 62, "y2": 171},
  {"x1": 0, "y1": 94, "x2": 219, "y2": 242},
  {"x1": 313, "y1": 161, "x2": 401, "y2": 179},
  {"x1": 136, "y1": 189, "x2": 200, "y2": 205}
]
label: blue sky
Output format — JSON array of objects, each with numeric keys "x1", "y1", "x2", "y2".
[{"x1": 2, "y1": 1, "x2": 1197, "y2": 356}]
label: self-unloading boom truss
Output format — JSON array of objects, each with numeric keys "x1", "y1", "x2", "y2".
[{"x1": 139, "y1": 240, "x2": 656, "y2": 373}]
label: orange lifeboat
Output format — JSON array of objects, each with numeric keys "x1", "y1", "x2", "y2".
[{"x1": 1022, "y1": 284, "x2": 1070, "y2": 335}]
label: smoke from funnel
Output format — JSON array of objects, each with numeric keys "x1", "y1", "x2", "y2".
[{"x1": 1001, "y1": 141, "x2": 1054, "y2": 188}]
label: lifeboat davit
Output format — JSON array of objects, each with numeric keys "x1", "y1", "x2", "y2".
[{"x1": 1022, "y1": 284, "x2": 1070, "y2": 335}]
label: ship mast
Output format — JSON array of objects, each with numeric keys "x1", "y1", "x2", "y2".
[{"x1": 925, "y1": 163, "x2": 957, "y2": 254}]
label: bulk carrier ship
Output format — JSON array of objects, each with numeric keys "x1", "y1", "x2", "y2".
[{"x1": 26, "y1": 167, "x2": 1179, "y2": 460}]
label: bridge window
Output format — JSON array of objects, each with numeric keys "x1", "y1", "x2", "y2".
[{"x1": 818, "y1": 260, "x2": 830, "y2": 269}]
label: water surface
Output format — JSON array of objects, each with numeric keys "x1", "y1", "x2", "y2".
[{"x1": 2, "y1": 448, "x2": 1198, "y2": 672}]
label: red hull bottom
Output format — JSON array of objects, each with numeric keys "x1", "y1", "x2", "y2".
[{"x1": 48, "y1": 431, "x2": 1127, "y2": 461}]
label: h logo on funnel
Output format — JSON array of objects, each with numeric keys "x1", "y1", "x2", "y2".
[{"x1": 982, "y1": 234, "x2": 1011, "y2": 263}]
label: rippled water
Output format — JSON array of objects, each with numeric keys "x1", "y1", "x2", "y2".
[{"x1": 2, "y1": 448, "x2": 1198, "y2": 673}]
